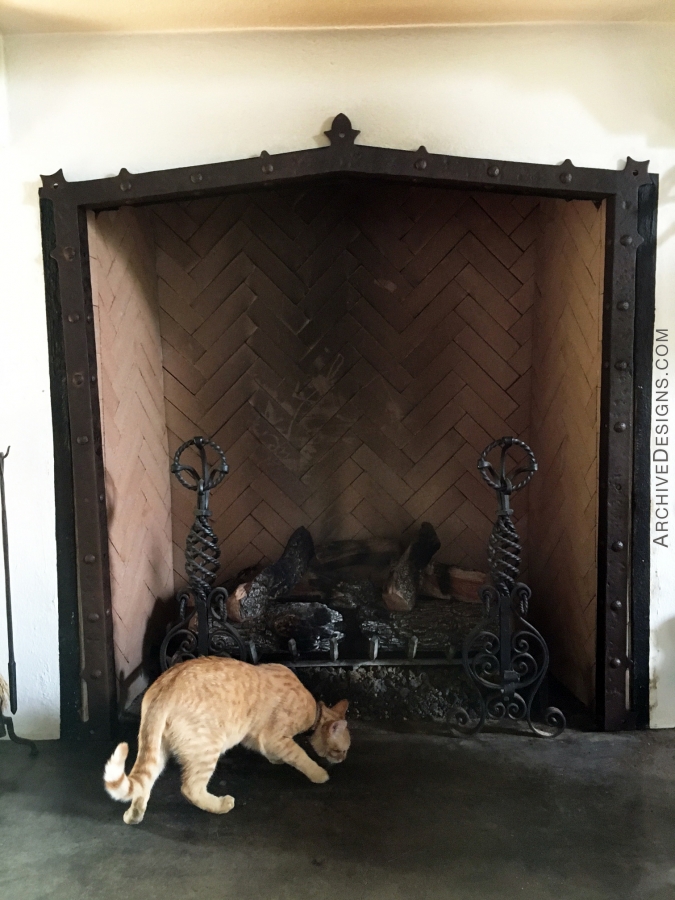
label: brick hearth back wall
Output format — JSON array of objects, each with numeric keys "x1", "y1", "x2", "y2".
[{"x1": 88, "y1": 181, "x2": 604, "y2": 707}]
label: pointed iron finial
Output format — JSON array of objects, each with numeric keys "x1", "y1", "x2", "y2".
[
  {"x1": 260, "y1": 150, "x2": 274, "y2": 174},
  {"x1": 324, "y1": 114, "x2": 359, "y2": 146},
  {"x1": 558, "y1": 158, "x2": 575, "y2": 185},
  {"x1": 40, "y1": 169, "x2": 67, "y2": 190},
  {"x1": 414, "y1": 146, "x2": 429, "y2": 171},
  {"x1": 117, "y1": 167, "x2": 133, "y2": 192},
  {"x1": 623, "y1": 157, "x2": 650, "y2": 179}
]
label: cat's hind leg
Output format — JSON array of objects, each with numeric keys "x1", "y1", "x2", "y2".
[
  {"x1": 123, "y1": 739, "x2": 168, "y2": 825},
  {"x1": 179, "y1": 747, "x2": 235, "y2": 815},
  {"x1": 262, "y1": 736, "x2": 329, "y2": 783}
]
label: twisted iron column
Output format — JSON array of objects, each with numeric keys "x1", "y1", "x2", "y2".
[
  {"x1": 453, "y1": 437, "x2": 565, "y2": 737},
  {"x1": 160, "y1": 437, "x2": 246, "y2": 670}
]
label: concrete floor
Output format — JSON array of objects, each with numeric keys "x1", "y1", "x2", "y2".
[{"x1": 2, "y1": 724, "x2": 675, "y2": 900}]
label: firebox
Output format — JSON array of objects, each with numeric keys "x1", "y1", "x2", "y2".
[{"x1": 40, "y1": 115, "x2": 657, "y2": 739}]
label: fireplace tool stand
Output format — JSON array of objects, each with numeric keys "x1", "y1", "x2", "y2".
[
  {"x1": 160, "y1": 437, "x2": 247, "y2": 671},
  {"x1": 0, "y1": 448, "x2": 38, "y2": 755},
  {"x1": 453, "y1": 437, "x2": 565, "y2": 738}
]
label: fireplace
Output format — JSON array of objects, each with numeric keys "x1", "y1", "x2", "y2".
[{"x1": 40, "y1": 115, "x2": 656, "y2": 738}]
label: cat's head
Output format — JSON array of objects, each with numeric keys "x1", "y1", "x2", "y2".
[{"x1": 310, "y1": 700, "x2": 350, "y2": 764}]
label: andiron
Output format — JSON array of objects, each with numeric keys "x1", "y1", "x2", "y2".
[
  {"x1": 160, "y1": 437, "x2": 247, "y2": 670},
  {"x1": 454, "y1": 437, "x2": 566, "y2": 738}
]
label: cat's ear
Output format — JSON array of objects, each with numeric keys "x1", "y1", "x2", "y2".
[
  {"x1": 329, "y1": 719, "x2": 348, "y2": 737},
  {"x1": 331, "y1": 700, "x2": 349, "y2": 718}
]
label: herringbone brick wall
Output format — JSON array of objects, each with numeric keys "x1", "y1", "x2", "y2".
[
  {"x1": 89, "y1": 183, "x2": 604, "y2": 710},
  {"x1": 89, "y1": 209, "x2": 174, "y2": 700},
  {"x1": 528, "y1": 199, "x2": 605, "y2": 709},
  {"x1": 145, "y1": 184, "x2": 539, "y2": 589}
]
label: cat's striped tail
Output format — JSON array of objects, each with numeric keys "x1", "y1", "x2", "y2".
[{"x1": 104, "y1": 742, "x2": 132, "y2": 801}]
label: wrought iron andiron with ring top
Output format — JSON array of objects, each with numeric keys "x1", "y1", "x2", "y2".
[
  {"x1": 160, "y1": 436, "x2": 247, "y2": 670},
  {"x1": 454, "y1": 437, "x2": 566, "y2": 737}
]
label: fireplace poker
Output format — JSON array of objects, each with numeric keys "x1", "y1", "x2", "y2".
[{"x1": 0, "y1": 447, "x2": 38, "y2": 755}]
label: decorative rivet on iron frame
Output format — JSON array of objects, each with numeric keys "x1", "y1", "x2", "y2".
[
  {"x1": 160, "y1": 437, "x2": 247, "y2": 671},
  {"x1": 453, "y1": 438, "x2": 566, "y2": 738}
]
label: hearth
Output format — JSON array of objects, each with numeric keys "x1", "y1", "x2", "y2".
[{"x1": 39, "y1": 115, "x2": 657, "y2": 738}]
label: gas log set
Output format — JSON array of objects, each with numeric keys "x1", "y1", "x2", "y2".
[
  {"x1": 161, "y1": 435, "x2": 564, "y2": 736},
  {"x1": 227, "y1": 524, "x2": 484, "y2": 660}
]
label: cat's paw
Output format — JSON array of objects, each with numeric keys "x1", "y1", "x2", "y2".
[
  {"x1": 310, "y1": 768, "x2": 330, "y2": 784},
  {"x1": 218, "y1": 795, "x2": 235, "y2": 814},
  {"x1": 123, "y1": 805, "x2": 145, "y2": 825}
]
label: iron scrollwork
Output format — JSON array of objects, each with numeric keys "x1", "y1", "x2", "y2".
[
  {"x1": 160, "y1": 437, "x2": 247, "y2": 670},
  {"x1": 453, "y1": 438, "x2": 565, "y2": 738}
]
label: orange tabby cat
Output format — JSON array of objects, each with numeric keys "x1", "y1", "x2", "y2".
[{"x1": 104, "y1": 656, "x2": 350, "y2": 824}]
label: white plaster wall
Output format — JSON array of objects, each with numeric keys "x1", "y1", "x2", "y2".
[
  {"x1": 1, "y1": 24, "x2": 674, "y2": 736},
  {"x1": 0, "y1": 35, "x2": 60, "y2": 740}
]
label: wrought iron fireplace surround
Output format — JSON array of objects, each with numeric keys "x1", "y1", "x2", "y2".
[{"x1": 39, "y1": 114, "x2": 657, "y2": 739}]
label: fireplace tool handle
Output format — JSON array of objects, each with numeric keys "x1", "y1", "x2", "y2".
[
  {"x1": 452, "y1": 437, "x2": 565, "y2": 738},
  {"x1": 0, "y1": 448, "x2": 38, "y2": 755}
]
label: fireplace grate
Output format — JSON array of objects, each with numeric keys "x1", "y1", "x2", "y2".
[{"x1": 160, "y1": 433, "x2": 564, "y2": 736}]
